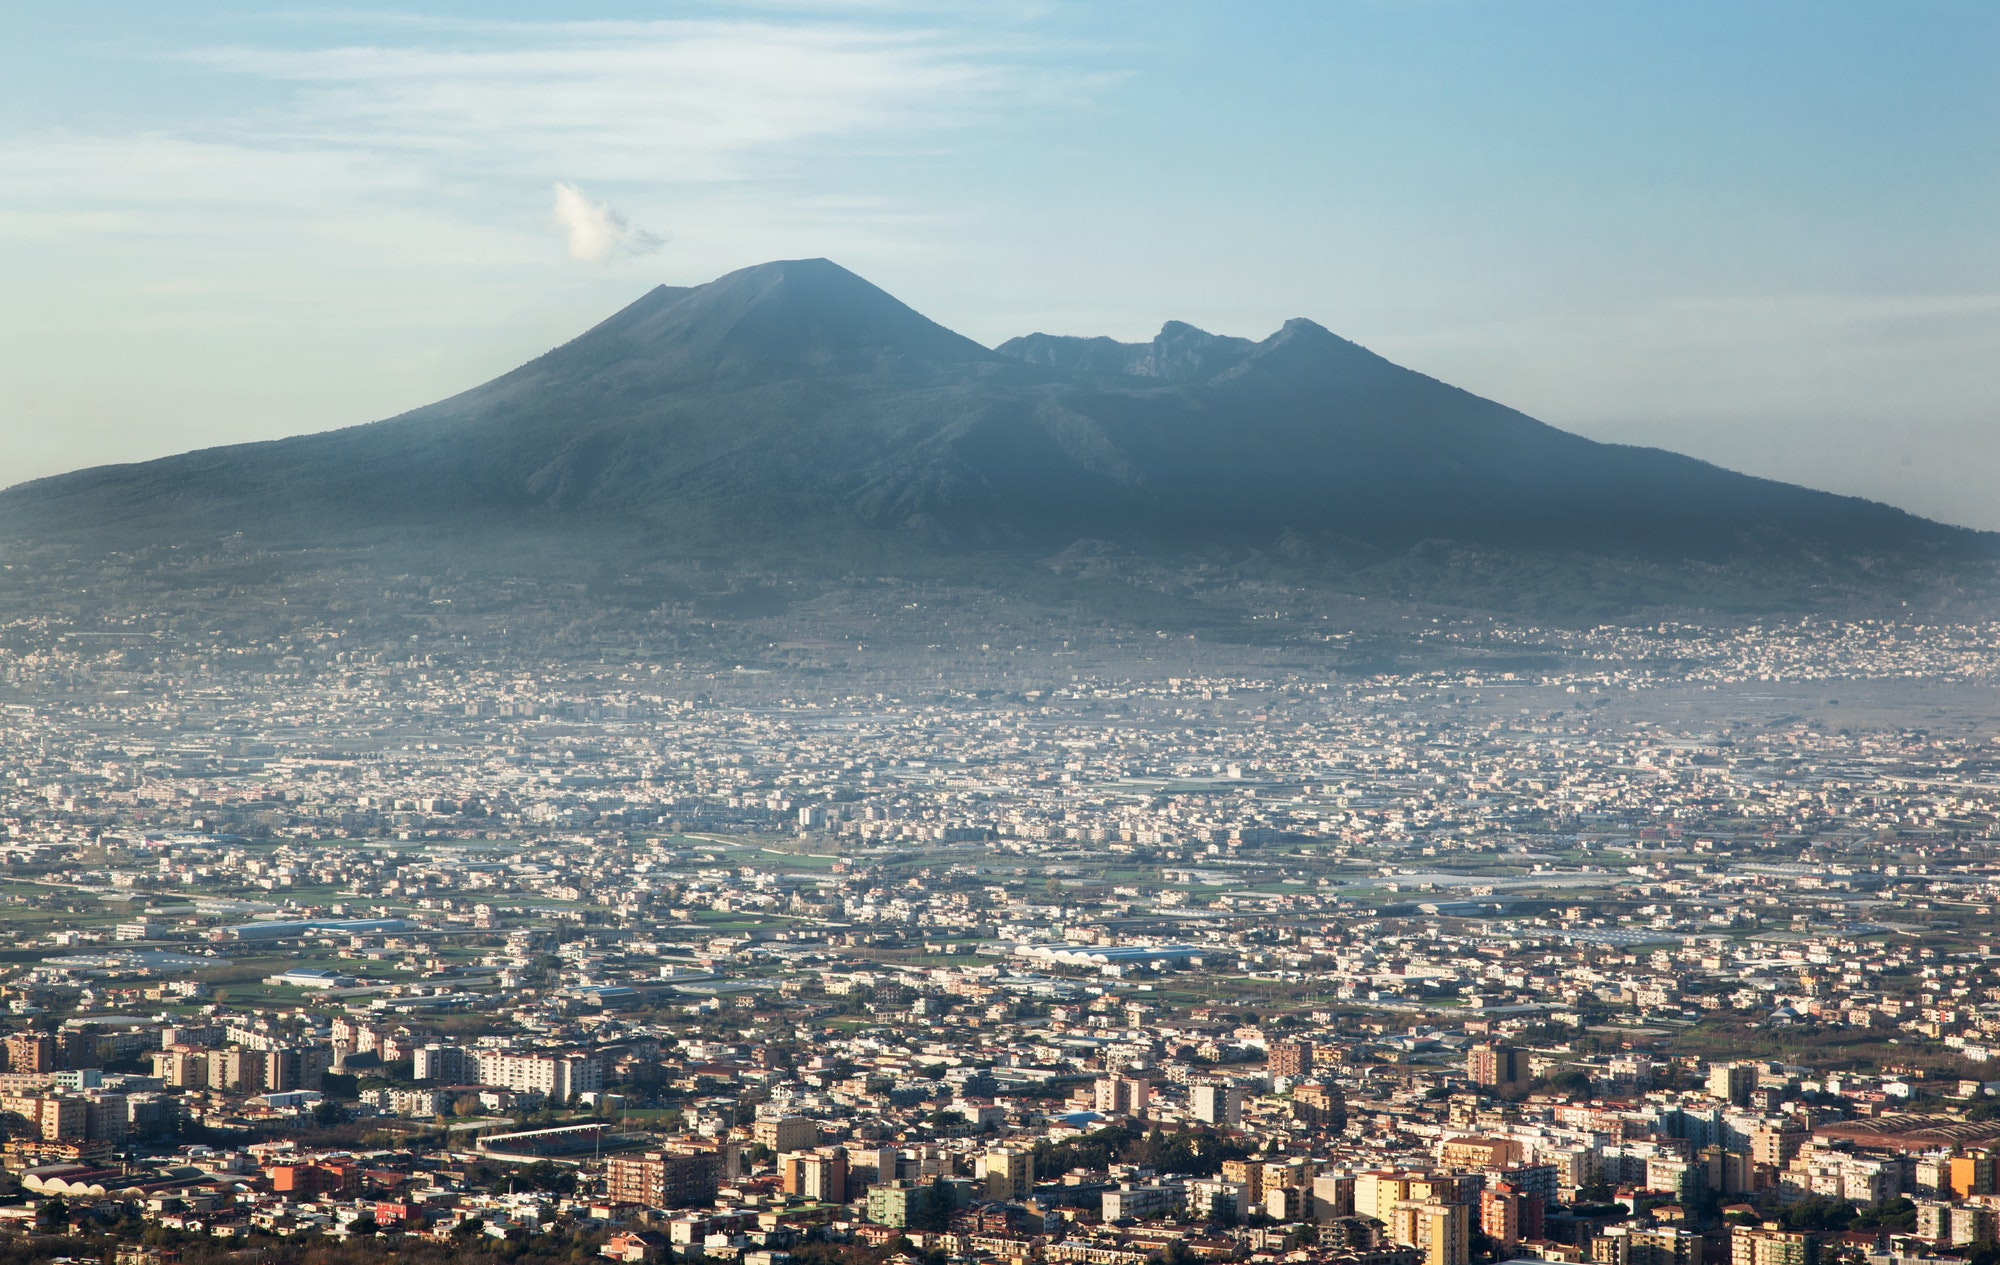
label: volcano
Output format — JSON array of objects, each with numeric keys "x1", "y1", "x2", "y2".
[{"x1": 1, "y1": 258, "x2": 1987, "y2": 610}]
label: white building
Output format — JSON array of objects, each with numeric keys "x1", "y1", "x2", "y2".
[
  {"x1": 1192, "y1": 1082, "x2": 1244, "y2": 1126},
  {"x1": 472, "y1": 1051, "x2": 603, "y2": 1102}
]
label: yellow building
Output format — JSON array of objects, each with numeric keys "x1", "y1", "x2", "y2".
[
  {"x1": 1730, "y1": 1224, "x2": 1817, "y2": 1265},
  {"x1": 983, "y1": 1147, "x2": 1034, "y2": 1201},
  {"x1": 1388, "y1": 1200, "x2": 1469, "y2": 1265}
]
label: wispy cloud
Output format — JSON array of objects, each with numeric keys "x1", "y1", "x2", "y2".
[
  {"x1": 550, "y1": 182, "x2": 663, "y2": 262},
  {"x1": 0, "y1": 12, "x2": 1105, "y2": 311},
  {"x1": 185, "y1": 19, "x2": 1051, "y2": 183}
]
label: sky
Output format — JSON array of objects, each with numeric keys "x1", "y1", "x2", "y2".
[{"x1": 2, "y1": 1, "x2": 1998, "y2": 527}]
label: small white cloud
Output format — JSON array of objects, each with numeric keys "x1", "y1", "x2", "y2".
[{"x1": 549, "y1": 181, "x2": 663, "y2": 262}]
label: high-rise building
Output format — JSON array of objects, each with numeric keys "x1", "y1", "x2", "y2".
[
  {"x1": 1950, "y1": 1154, "x2": 1996, "y2": 1198},
  {"x1": 1262, "y1": 1159, "x2": 1315, "y2": 1197},
  {"x1": 125, "y1": 1092, "x2": 178, "y2": 1140},
  {"x1": 414, "y1": 1044, "x2": 473, "y2": 1083},
  {"x1": 149, "y1": 1048, "x2": 208, "y2": 1090},
  {"x1": 1192, "y1": 1082, "x2": 1244, "y2": 1126},
  {"x1": 1440, "y1": 1136, "x2": 1520, "y2": 1171},
  {"x1": 1322, "y1": 1214, "x2": 1385, "y2": 1252},
  {"x1": 1634, "y1": 1228, "x2": 1705, "y2": 1265},
  {"x1": 1263, "y1": 1184, "x2": 1312, "y2": 1221},
  {"x1": 781, "y1": 1150, "x2": 849, "y2": 1204},
  {"x1": 1483, "y1": 1182, "x2": 1547, "y2": 1245},
  {"x1": 1700, "y1": 1145, "x2": 1755, "y2": 1195},
  {"x1": 1094, "y1": 1076, "x2": 1151, "y2": 1116},
  {"x1": 82, "y1": 1092, "x2": 127, "y2": 1143},
  {"x1": 1645, "y1": 1157, "x2": 1701, "y2": 1203},
  {"x1": 1481, "y1": 1186, "x2": 1521, "y2": 1249},
  {"x1": 868, "y1": 1179, "x2": 972, "y2": 1228},
  {"x1": 5, "y1": 1034, "x2": 55, "y2": 1076},
  {"x1": 1389, "y1": 1199, "x2": 1469, "y2": 1265},
  {"x1": 753, "y1": 1115, "x2": 818, "y2": 1153},
  {"x1": 606, "y1": 1146, "x2": 729, "y2": 1208},
  {"x1": 1222, "y1": 1159, "x2": 1265, "y2": 1209},
  {"x1": 205, "y1": 1048, "x2": 260, "y2": 1092},
  {"x1": 1750, "y1": 1125, "x2": 1804, "y2": 1168},
  {"x1": 472, "y1": 1051, "x2": 602, "y2": 1103},
  {"x1": 266, "y1": 1046, "x2": 328, "y2": 1093},
  {"x1": 1269, "y1": 1041, "x2": 1313, "y2": 1079},
  {"x1": 0, "y1": 1094, "x2": 85, "y2": 1140},
  {"x1": 1950, "y1": 1205, "x2": 2000, "y2": 1247},
  {"x1": 1598, "y1": 1226, "x2": 1705, "y2": 1265},
  {"x1": 1707, "y1": 1063, "x2": 1756, "y2": 1108},
  {"x1": 1731, "y1": 1226, "x2": 1817, "y2": 1265},
  {"x1": 1187, "y1": 1177, "x2": 1245, "y2": 1221},
  {"x1": 869, "y1": 1183, "x2": 915, "y2": 1228},
  {"x1": 1312, "y1": 1173, "x2": 1356, "y2": 1220},
  {"x1": 1467, "y1": 1044, "x2": 1523, "y2": 1088},
  {"x1": 983, "y1": 1147, "x2": 1034, "y2": 1201},
  {"x1": 1293, "y1": 1081, "x2": 1346, "y2": 1128},
  {"x1": 844, "y1": 1144, "x2": 900, "y2": 1183},
  {"x1": 54, "y1": 1031, "x2": 97, "y2": 1071},
  {"x1": 1355, "y1": 1173, "x2": 1415, "y2": 1221},
  {"x1": 158, "y1": 1025, "x2": 222, "y2": 1050},
  {"x1": 1520, "y1": 1191, "x2": 1546, "y2": 1242}
]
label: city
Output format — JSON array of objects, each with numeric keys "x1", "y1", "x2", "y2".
[
  {"x1": 0, "y1": 603, "x2": 1995, "y2": 1265},
  {"x1": 3, "y1": 10, "x2": 1998, "y2": 1265}
]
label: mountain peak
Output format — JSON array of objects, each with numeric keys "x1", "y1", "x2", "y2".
[
  {"x1": 1258, "y1": 317, "x2": 1357, "y2": 354},
  {"x1": 545, "y1": 256, "x2": 995, "y2": 382},
  {"x1": 1203, "y1": 315, "x2": 1396, "y2": 391},
  {"x1": 995, "y1": 319, "x2": 1254, "y2": 383}
]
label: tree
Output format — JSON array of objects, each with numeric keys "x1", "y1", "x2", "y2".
[
  {"x1": 36, "y1": 1195, "x2": 66, "y2": 1232},
  {"x1": 1547, "y1": 1070, "x2": 1593, "y2": 1100},
  {"x1": 501, "y1": 1161, "x2": 577, "y2": 1197},
  {"x1": 1573, "y1": 1180, "x2": 1613, "y2": 1207},
  {"x1": 1661, "y1": 1179, "x2": 1718, "y2": 1228},
  {"x1": 1855, "y1": 1198, "x2": 1917, "y2": 1232},
  {"x1": 912, "y1": 1177, "x2": 955, "y2": 1233},
  {"x1": 1778, "y1": 1196, "x2": 1856, "y2": 1233}
]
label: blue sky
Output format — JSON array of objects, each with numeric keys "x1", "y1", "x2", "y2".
[{"x1": 3, "y1": 1, "x2": 1998, "y2": 526}]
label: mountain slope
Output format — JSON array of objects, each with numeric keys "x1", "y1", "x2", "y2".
[{"x1": 0, "y1": 257, "x2": 1988, "y2": 606}]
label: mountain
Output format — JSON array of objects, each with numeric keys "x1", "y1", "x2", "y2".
[
  {"x1": 0, "y1": 257, "x2": 1990, "y2": 612},
  {"x1": 996, "y1": 321, "x2": 1255, "y2": 382}
]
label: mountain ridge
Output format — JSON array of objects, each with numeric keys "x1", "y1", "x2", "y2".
[{"x1": 1, "y1": 257, "x2": 1990, "y2": 615}]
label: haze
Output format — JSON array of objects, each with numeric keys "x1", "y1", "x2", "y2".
[{"x1": 2, "y1": 1, "x2": 1997, "y2": 528}]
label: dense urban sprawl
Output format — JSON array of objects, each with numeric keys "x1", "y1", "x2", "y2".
[{"x1": 0, "y1": 611, "x2": 1998, "y2": 1265}]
